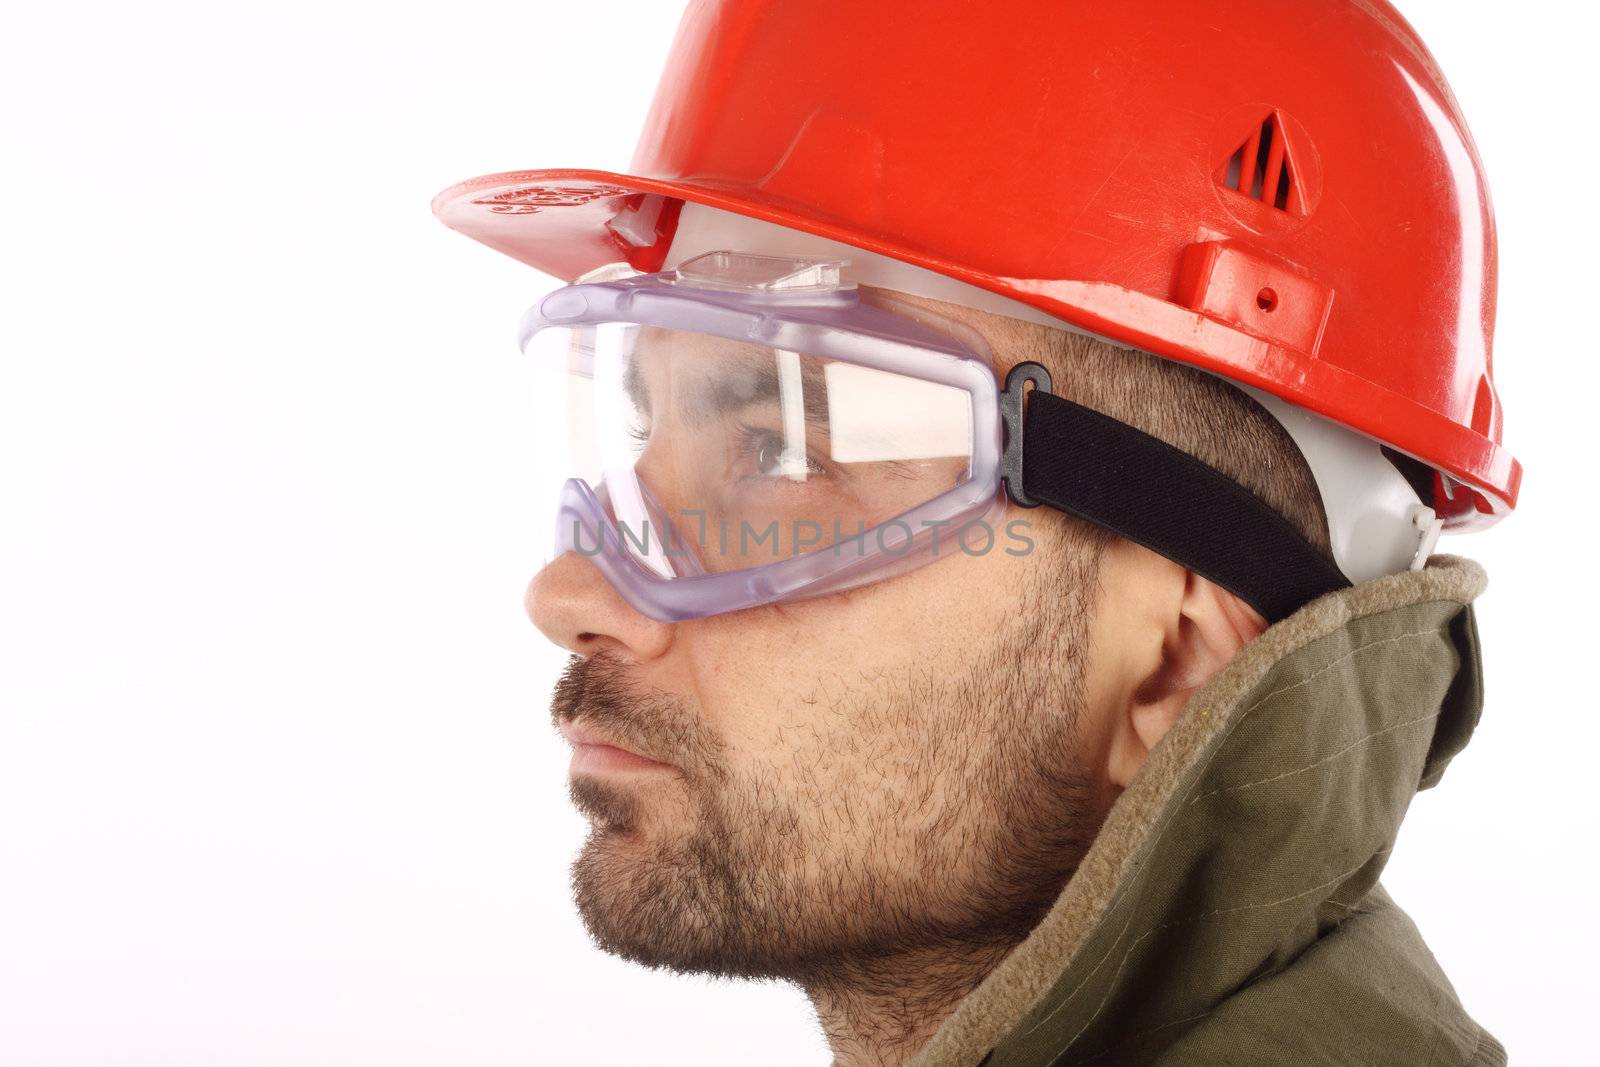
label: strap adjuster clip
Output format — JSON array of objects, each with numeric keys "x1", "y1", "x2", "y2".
[
  {"x1": 1409, "y1": 504, "x2": 1443, "y2": 571},
  {"x1": 1000, "y1": 361, "x2": 1053, "y2": 508}
]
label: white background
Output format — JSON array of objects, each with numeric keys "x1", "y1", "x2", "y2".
[{"x1": 1, "y1": 2, "x2": 1594, "y2": 1064}]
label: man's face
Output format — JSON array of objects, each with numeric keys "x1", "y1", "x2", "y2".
[{"x1": 531, "y1": 297, "x2": 1122, "y2": 984}]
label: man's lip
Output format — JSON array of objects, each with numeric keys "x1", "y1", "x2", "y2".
[{"x1": 558, "y1": 719, "x2": 675, "y2": 769}]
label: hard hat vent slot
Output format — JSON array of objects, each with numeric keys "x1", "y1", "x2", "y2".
[{"x1": 1218, "y1": 111, "x2": 1303, "y2": 216}]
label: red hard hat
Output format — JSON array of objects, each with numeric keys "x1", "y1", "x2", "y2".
[{"x1": 433, "y1": 0, "x2": 1518, "y2": 528}]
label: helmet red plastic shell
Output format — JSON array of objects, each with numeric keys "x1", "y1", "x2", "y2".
[{"x1": 433, "y1": 0, "x2": 1519, "y2": 527}]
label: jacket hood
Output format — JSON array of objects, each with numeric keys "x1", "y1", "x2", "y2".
[{"x1": 911, "y1": 555, "x2": 1501, "y2": 1067}]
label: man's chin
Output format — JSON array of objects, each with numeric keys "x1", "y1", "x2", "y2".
[
  {"x1": 566, "y1": 795, "x2": 797, "y2": 980},
  {"x1": 571, "y1": 830, "x2": 716, "y2": 972}
]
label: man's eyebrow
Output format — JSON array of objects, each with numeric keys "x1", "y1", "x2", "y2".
[
  {"x1": 622, "y1": 355, "x2": 650, "y2": 417},
  {"x1": 623, "y1": 342, "x2": 830, "y2": 423},
  {"x1": 695, "y1": 357, "x2": 830, "y2": 423}
]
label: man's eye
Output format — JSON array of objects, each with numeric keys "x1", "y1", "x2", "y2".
[
  {"x1": 754, "y1": 434, "x2": 786, "y2": 476},
  {"x1": 738, "y1": 426, "x2": 824, "y2": 479}
]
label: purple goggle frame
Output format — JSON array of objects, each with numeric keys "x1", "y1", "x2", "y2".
[{"x1": 517, "y1": 266, "x2": 1007, "y2": 622}]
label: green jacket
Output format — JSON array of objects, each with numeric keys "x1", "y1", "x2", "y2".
[{"x1": 912, "y1": 556, "x2": 1504, "y2": 1066}]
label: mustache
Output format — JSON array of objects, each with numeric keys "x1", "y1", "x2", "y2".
[{"x1": 551, "y1": 654, "x2": 723, "y2": 776}]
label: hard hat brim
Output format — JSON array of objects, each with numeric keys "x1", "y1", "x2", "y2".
[{"x1": 432, "y1": 167, "x2": 1520, "y2": 527}]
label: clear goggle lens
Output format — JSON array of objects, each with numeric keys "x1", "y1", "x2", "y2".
[{"x1": 532, "y1": 322, "x2": 978, "y2": 578}]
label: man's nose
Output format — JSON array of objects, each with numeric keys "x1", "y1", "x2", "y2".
[{"x1": 525, "y1": 552, "x2": 674, "y2": 660}]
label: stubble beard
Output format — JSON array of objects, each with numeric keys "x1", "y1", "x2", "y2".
[{"x1": 554, "y1": 556, "x2": 1103, "y2": 992}]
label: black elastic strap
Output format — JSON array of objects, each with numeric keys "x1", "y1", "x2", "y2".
[{"x1": 1015, "y1": 381, "x2": 1349, "y2": 623}]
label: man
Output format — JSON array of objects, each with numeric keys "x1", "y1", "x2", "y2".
[{"x1": 434, "y1": 2, "x2": 1516, "y2": 1064}]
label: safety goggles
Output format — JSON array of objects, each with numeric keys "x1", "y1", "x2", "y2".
[
  {"x1": 520, "y1": 250, "x2": 1350, "y2": 624},
  {"x1": 520, "y1": 252, "x2": 1017, "y2": 621},
  {"x1": 521, "y1": 247, "x2": 1363, "y2": 627}
]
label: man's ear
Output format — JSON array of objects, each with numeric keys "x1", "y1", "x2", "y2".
[{"x1": 1103, "y1": 544, "x2": 1268, "y2": 789}]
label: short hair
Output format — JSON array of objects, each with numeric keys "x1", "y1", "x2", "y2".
[{"x1": 1006, "y1": 320, "x2": 1333, "y2": 559}]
